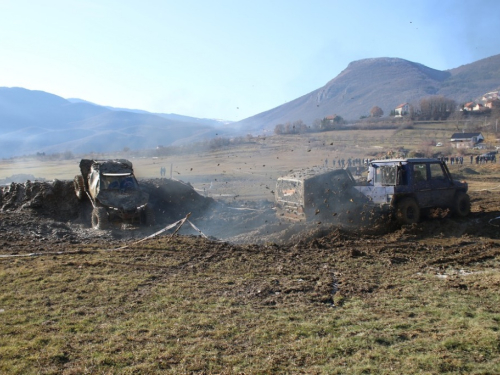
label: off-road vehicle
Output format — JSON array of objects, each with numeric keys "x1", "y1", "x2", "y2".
[
  {"x1": 275, "y1": 159, "x2": 470, "y2": 225},
  {"x1": 74, "y1": 159, "x2": 155, "y2": 229},
  {"x1": 354, "y1": 158, "x2": 470, "y2": 224},
  {"x1": 275, "y1": 167, "x2": 368, "y2": 221}
]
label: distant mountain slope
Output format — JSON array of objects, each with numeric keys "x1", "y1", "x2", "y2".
[
  {"x1": 234, "y1": 54, "x2": 500, "y2": 133},
  {"x1": 0, "y1": 88, "x2": 220, "y2": 157},
  {"x1": 2, "y1": 53, "x2": 500, "y2": 157},
  {"x1": 0, "y1": 88, "x2": 108, "y2": 132},
  {"x1": 67, "y1": 98, "x2": 232, "y2": 128},
  {"x1": 440, "y1": 54, "x2": 500, "y2": 101}
]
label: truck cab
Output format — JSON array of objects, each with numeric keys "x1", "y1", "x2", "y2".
[{"x1": 354, "y1": 158, "x2": 470, "y2": 224}]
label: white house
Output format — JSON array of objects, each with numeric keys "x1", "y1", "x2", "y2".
[
  {"x1": 482, "y1": 91, "x2": 499, "y2": 101},
  {"x1": 394, "y1": 103, "x2": 410, "y2": 117},
  {"x1": 485, "y1": 99, "x2": 500, "y2": 109},
  {"x1": 450, "y1": 132, "x2": 484, "y2": 149},
  {"x1": 461, "y1": 102, "x2": 475, "y2": 111}
]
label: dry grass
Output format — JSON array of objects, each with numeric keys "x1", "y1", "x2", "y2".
[{"x1": 1, "y1": 236, "x2": 500, "y2": 374}]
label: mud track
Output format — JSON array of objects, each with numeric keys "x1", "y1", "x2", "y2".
[{"x1": 1, "y1": 178, "x2": 499, "y2": 302}]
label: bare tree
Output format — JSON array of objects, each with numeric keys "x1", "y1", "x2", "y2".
[
  {"x1": 418, "y1": 96, "x2": 456, "y2": 121},
  {"x1": 312, "y1": 118, "x2": 322, "y2": 131},
  {"x1": 370, "y1": 106, "x2": 384, "y2": 118},
  {"x1": 274, "y1": 124, "x2": 285, "y2": 135},
  {"x1": 292, "y1": 120, "x2": 309, "y2": 134}
]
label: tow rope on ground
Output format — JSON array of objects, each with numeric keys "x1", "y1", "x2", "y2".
[
  {"x1": 473, "y1": 184, "x2": 500, "y2": 192},
  {"x1": 0, "y1": 213, "x2": 213, "y2": 259},
  {"x1": 112, "y1": 213, "x2": 213, "y2": 250},
  {"x1": 187, "y1": 220, "x2": 208, "y2": 238},
  {"x1": 489, "y1": 215, "x2": 500, "y2": 227},
  {"x1": 110, "y1": 217, "x2": 186, "y2": 251},
  {"x1": 0, "y1": 249, "x2": 83, "y2": 259}
]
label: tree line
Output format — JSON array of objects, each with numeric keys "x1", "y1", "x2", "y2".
[
  {"x1": 383, "y1": 96, "x2": 457, "y2": 121},
  {"x1": 273, "y1": 95, "x2": 494, "y2": 135},
  {"x1": 274, "y1": 116, "x2": 345, "y2": 135}
]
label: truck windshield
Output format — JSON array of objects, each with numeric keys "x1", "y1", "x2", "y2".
[{"x1": 103, "y1": 176, "x2": 137, "y2": 190}]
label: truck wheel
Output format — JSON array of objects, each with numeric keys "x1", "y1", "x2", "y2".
[
  {"x1": 142, "y1": 205, "x2": 156, "y2": 226},
  {"x1": 91, "y1": 207, "x2": 109, "y2": 229},
  {"x1": 396, "y1": 198, "x2": 420, "y2": 225},
  {"x1": 453, "y1": 192, "x2": 470, "y2": 217},
  {"x1": 74, "y1": 175, "x2": 85, "y2": 200}
]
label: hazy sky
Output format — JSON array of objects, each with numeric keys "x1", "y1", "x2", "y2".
[{"x1": 1, "y1": 0, "x2": 499, "y2": 121}]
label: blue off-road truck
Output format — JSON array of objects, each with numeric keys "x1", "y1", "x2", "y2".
[
  {"x1": 275, "y1": 159, "x2": 470, "y2": 225},
  {"x1": 353, "y1": 158, "x2": 470, "y2": 224}
]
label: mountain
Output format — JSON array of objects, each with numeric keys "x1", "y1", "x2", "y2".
[
  {"x1": 233, "y1": 54, "x2": 500, "y2": 133},
  {"x1": 67, "y1": 98, "x2": 233, "y2": 128},
  {"x1": 2, "y1": 54, "x2": 499, "y2": 158},
  {"x1": 0, "y1": 88, "x2": 225, "y2": 158}
]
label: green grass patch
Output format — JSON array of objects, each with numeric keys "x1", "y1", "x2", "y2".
[{"x1": 1, "y1": 238, "x2": 500, "y2": 374}]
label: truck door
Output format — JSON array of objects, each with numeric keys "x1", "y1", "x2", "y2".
[
  {"x1": 428, "y1": 162, "x2": 455, "y2": 207},
  {"x1": 411, "y1": 163, "x2": 433, "y2": 207}
]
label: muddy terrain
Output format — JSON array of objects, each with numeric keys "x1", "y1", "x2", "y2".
[
  {"x1": 1, "y1": 173, "x2": 500, "y2": 374},
  {"x1": 1, "y1": 176, "x2": 499, "y2": 272}
]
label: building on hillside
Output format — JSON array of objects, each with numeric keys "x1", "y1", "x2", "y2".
[
  {"x1": 485, "y1": 99, "x2": 500, "y2": 109},
  {"x1": 473, "y1": 103, "x2": 484, "y2": 111},
  {"x1": 482, "y1": 91, "x2": 499, "y2": 101},
  {"x1": 325, "y1": 114, "x2": 342, "y2": 123},
  {"x1": 461, "y1": 102, "x2": 476, "y2": 111},
  {"x1": 394, "y1": 103, "x2": 410, "y2": 117},
  {"x1": 450, "y1": 132, "x2": 484, "y2": 149}
]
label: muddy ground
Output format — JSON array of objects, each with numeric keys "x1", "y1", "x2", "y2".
[{"x1": 0, "y1": 176, "x2": 499, "y2": 303}]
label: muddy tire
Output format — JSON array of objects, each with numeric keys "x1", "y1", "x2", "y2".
[
  {"x1": 453, "y1": 192, "x2": 471, "y2": 217},
  {"x1": 142, "y1": 205, "x2": 156, "y2": 226},
  {"x1": 91, "y1": 207, "x2": 109, "y2": 229},
  {"x1": 396, "y1": 198, "x2": 420, "y2": 225},
  {"x1": 74, "y1": 175, "x2": 85, "y2": 200}
]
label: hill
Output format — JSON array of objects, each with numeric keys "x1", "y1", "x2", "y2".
[
  {"x1": 0, "y1": 88, "x2": 222, "y2": 158},
  {"x1": 234, "y1": 54, "x2": 500, "y2": 133},
  {"x1": 67, "y1": 98, "x2": 233, "y2": 128},
  {"x1": 2, "y1": 54, "x2": 500, "y2": 157}
]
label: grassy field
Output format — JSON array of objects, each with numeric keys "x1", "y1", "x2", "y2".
[{"x1": 1, "y1": 234, "x2": 500, "y2": 374}]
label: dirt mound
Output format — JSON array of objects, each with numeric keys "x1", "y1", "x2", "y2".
[
  {"x1": 139, "y1": 178, "x2": 215, "y2": 222},
  {"x1": 0, "y1": 180, "x2": 80, "y2": 221},
  {"x1": 0, "y1": 178, "x2": 498, "y2": 247},
  {"x1": 0, "y1": 178, "x2": 215, "y2": 228},
  {"x1": 462, "y1": 167, "x2": 480, "y2": 175}
]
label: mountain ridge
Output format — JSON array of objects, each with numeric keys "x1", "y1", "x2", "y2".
[
  {"x1": 1, "y1": 53, "x2": 499, "y2": 157},
  {"x1": 233, "y1": 54, "x2": 500, "y2": 133},
  {"x1": 0, "y1": 88, "x2": 225, "y2": 157}
]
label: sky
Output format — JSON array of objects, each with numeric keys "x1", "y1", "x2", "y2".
[{"x1": 0, "y1": 0, "x2": 499, "y2": 122}]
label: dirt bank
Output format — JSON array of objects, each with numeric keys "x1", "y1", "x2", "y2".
[{"x1": 1, "y1": 175, "x2": 499, "y2": 247}]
